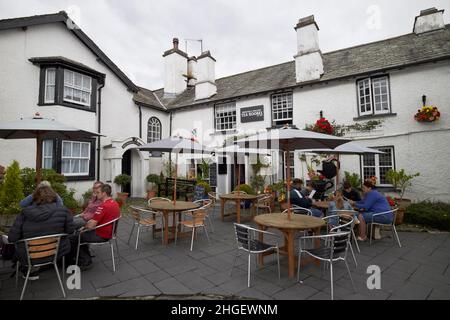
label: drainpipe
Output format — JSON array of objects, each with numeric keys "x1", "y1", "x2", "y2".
[
  {"x1": 169, "y1": 111, "x2": 173, "y2": 176},
  {"x1": 139, "y1": 105, "x2": 142, "y2": 139},
  {"x1": 96, "y1": 82, "x2": 105, "y2": 181}
]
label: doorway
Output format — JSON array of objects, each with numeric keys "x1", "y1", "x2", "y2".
[
  {"x1": 121, "y1": 149, "x2": 132, "y2": 194},
  {"x1": 231, "y1": 163, "x2": 246, "y2": 191}
]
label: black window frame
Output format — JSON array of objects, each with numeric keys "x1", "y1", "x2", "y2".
[
  {"x1": 36, "y1": 61, "x2": 103, "y2": 113},
  {"x1": 355, "y1": 74, "x2": 393, "y2": 118},
  {"x1": 42, "y1": 137, "x2": 96, "y2": 182}
]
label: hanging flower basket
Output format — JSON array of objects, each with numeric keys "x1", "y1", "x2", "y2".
[
  {"x1": 414, "y1": 106, "x2": 440, "y2": 123},
  {"x1": 311, "y1": 117, "x2": 334, "y2": 135}
]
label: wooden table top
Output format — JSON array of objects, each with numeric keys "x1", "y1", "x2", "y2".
[
  {"x1": 147, "y1": 201, "x2": 200, "y2": 212},
  {"x1": 254, "y1": 213, "x2": 326, "y2": 230},
  {"x1": 219, "y1": 193, "x2": 258, "y2": 200}
]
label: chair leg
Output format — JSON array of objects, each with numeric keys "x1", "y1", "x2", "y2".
[
  {"x1": 135, "y1": 225, "x2": 141, "y2": 250},
  {"x1": 20, "y1": 268, "x2": 31, "y2": 300},
  {"x1": 203, "y1": 225, "x2": 211, "y2": 244},
  {"x1": 115, "y1": 238, "x2": 120, "y2": 261},
  {"x1": 62, "y1": 256, "x2": 65, "y2": 283},
  {"x1": 174, "y1": 222, "x2": 179, "y2": 246},
  {"x1": 297, "y1": 251, "x2": 302, "y2": 283},
  {"x1": 369, "y1": 224, "x2": 373, "y2": 246},
  {"x1": 110, "y1": 242, "x2": 116, "y2": 273},
  {"x1": 330, "y1": 261, "x2": 334, "y2": 300},
  {"x1": 352, "y1": 229, "x2": 360, "y2": 253},
  {"x1": 54, "y1": 263, "x2": 66, "y2": 298},
  {"x1": 127, "y1": 223, "x2": 135, "y2": 245},
  {"x1": 344, "y1": 259, "x2": 356, "y2": 293},
  {"x1": 349, "y1": 243, "x2": 358, "y2": 268},
  {"x1": 247, "y1": 253, "x2": 251, "y2": 288},
  {"x1": 15, "y1": 261, "x2": 19, "y2": 288},
  {"x1": 230, "y1": 250, "x2": 240, "y2": 276},
  {"x1": 190, "y1": 227, "x2": 195, "y2": 251},
  {"x1": 393, "y1": 225, "x2": 402, "y2": 248},
  {"x1": 207, "y1": 215, "x2": 214, "y2": 233}
]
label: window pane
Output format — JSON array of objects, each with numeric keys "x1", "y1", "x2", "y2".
[
  {"x1": 64, "y1": 87, "x2": 73, "y2": 100},
  {"x1": 46, "y1": 69, "x2": 56, "y2": 85},
  {"x1": 62, "y1": 142, "x2": 71, "y2": 157},
  {"x1": 45, "y1": 86, "x2": 55, "y2": 102},
  {"x1": 71, "y1": 159, "x2": 80, "y2": 173},
  {"x1": 81, "y1": 143, "x2": 89, "y2": 157},
  {"x1": 80, "y1": 159, "x2": 89, "y2": 173},
  {"x1": 74, "y1": 73, "x2": 82, "y2": 88},
  {"x1": 72, "y1": 142, "x2": 81, "y2": 157},
  {"x1": 64, "y1": 70, "x2": 73, "y2": 85},
  {"x1": 43, "y1": 140, "x2": 53, "y2": 157},
  {"x1": 62, "y1": 159, "x2": 70, "y2": 173},
  {"x1": 82, "y1": 76, "x2": 91, "y2": 91},
  {"x1": 73, "y1": 89, "x2": 82, "y2": 102},
  {"x1": 43, "y1": 158, "x2": 53, "y2": 169}
]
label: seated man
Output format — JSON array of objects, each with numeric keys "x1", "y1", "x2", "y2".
[
  {"x1": 73, "y1": 181, "x2": 104, "y2": 229},
  {"x1": 289, "y1": 179, "x2": 323, "y2": 218},
  {"x1": 69, "y1": 184, "x2": 120, "y2": 268},
  {"x1": 342, "y1": 181, "x2": 361, "y2": 202}
]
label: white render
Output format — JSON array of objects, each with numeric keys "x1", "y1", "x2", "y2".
[
  {"x1": 294, "y1": 19, "x2": 323, "y2": 83},
  {"x1": 195, "y1": 54, "x2": 217, "y2": 100},
  {"x1": 414, "y1": 9, "x2": 445, "y2": 34},
  {"x1": 187, "y1": 58, "x2": 197, "y2": 86},
  {"x1": 163, "y1": 52, "x2": 187, "y2": 96}
]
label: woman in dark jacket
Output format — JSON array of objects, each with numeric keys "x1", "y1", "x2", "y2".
[{"x1": 8, "y1": 185, "x2": 74, "y2": 277}]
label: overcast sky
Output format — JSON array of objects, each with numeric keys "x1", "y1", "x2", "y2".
[{"x1": 1, "y1": 0, "x2": 449, "y2": 90}]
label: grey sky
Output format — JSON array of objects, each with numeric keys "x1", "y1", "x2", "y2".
[{"x1": 1, "y1": 0, "x2": 449, "y2": 90}]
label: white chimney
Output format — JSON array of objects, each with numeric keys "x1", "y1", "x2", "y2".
[
  {"x1": 187, "y1": 56, "x2": 197, "y2": 87},
  {"x1": 413, "y1": 8, "x2": 445, "y2": 34},
  {"x1": 163, "y1": 38, "x2": 188, "y2": 97},
  {"x1": 195, "y1": 51, "x2": 217, "y2": 100},
  {"x1": 294, "y1": 15, "x2": 324, "y2": 83}
]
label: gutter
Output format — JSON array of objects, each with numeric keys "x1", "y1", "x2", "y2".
[{"x1": 96, "y1": 81, "x2": 105, "y2": 181}]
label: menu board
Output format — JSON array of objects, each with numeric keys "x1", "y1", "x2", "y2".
[{"x1": 209, "y1": 163, "x2": 217, "y2": 187}]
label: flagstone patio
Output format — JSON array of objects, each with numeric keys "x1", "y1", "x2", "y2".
[{"x1": 1, "y1": 204, "x2": 449, "y2": 300}]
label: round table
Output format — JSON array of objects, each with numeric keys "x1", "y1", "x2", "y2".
[
  {"x1": 254, "y1": 213, "x2": 326, "y2": 278},
  {"x1": 148, "y1": 201, "x2": 200, "y2": 245},
  {"x1": 219, "y1": 193, "x2": 258, "y2": 224}
]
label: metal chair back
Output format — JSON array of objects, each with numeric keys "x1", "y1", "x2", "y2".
[
  {"x1": 282, "y1": 205, "x2": 312, "y2": 216},
  {"x1": 148, "y1": 197, "x2": 170, "y2": 206},
  {"x1": 231, "y1": 190, "x2": 247, "y2": 194}
]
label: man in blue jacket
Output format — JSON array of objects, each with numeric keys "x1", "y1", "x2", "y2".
[{"x1": 290, "y1": 179, "x2": 323, "y2": 218}]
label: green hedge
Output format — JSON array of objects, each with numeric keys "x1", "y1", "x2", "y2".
[{"x1": 405, "y1": 202, "x2": 450, "y2": 231}]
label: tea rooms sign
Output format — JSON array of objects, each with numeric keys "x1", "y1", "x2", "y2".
[{"x1": 240, "y1": 105, "x2": 264, "y2": 123}]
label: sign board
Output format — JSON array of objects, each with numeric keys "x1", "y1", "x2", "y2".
[
  {"x1": 240, "y1": 105, "x2": 264, "y2": 123},
  {"x1": 209, "y1": 163, "x2": 217, "y2": 187},
  {"x1": 193, "y1": 185, "x2": 206, "y2": 201}
]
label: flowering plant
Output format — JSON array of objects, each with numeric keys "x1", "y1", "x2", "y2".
[
  {"x1": 312, "y1": 117, "x2": 333, "y2": 135},
  {"x1": 386, "y1": 196, "x2": 397, "y2": 207},
  {"x1": 414, "y1": 106, "x2": 440, "y2": 122}
]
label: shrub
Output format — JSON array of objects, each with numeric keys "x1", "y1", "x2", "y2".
[
  {"x1": 344, "y1": 171, "x2": 361, "y2": 189},
  {"x1": 114, "y1": 174, "x2": 132, "y2": 192},
  {"x1": 196, "y1": 180, "x2": 212, "y2": 194},
  {"x1": 0, "y1": 161, "x2": 24, "y2": 215},
  {"x1": 234, "y1": 184, "x2": 255, "y2": 195},
  {"x1": 250, "y1": 175, "x2": 266, "y2": 194},
  {"x1": 405, "y1": 202, "x2": 450, "y2": 231},
  {"x1": 385, "y1": 169, "x2": 420, "y2": 200},
  {"x1": 147, "y1": 174, "x2": 162, "y2": 191}
]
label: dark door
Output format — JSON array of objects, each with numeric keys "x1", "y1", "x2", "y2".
[
  {"x1": 231, "y1": 163, "x2": 246, "y2": 191},
  {"x1": 121, "y1": 149, "x2": 132, "y2": 194}
]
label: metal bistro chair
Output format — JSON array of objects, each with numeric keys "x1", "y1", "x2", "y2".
[
  {"x1": 76, "y1": 217, "x2": 121, "y2": 272},
  {"x1": 326, "y1": 210, "x2": 361, "y2": 253},
  {"x1": 15, "y1": 233, "x2": 67, "y2": 300},
  {"x1": 368, "y1": 208, "x2": 401, "y2": 247},
  {"x1": 297, "y1": 220, "x2": 356, "y2": 300},
  {"x1": 232, "y1": 223, "x2": 280, "y2": 288},
  {"x1": 127, "y1": 206, "x2": 165, "y2": 250},
  {"x1": 193, "y1": 199, "x2": 214, "y2": 233},
  {"x1": 323, "y1": 213, "x2": 358, "y2": 268},
  {"x1": 255, "y1": 194, "x2": 273, "y2": 215},
  {"x1": 175, "y1": 206, "x2": 210, "y2": 251}
]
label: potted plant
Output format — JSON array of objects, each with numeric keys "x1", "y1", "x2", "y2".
[
  {"x1": 114, "y1": 174, "x2": 132, "y2": 204},
  {"x1": 146, "y1": 173, "x2": 162, "y2": 199},
  {"x1": 196, "y1": 180, "x2": 212, "y2": 200},
  {"x1": 386, "y1": 169, "x2": 420, "y2": 225},
  {"x1": 234, "y1": 183, "x2": 255, "y2": 209}
]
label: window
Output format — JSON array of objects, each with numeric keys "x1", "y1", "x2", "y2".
[
  {"x1": 63, "y1": 69, "x2": 92, "y2": 106},
  {"x1": 362, "y1": 147, "x2": 394, "y2": 186},
  {"x1": 147, "y1": 117, "x2": 162, "y2": 143},
  {"x1": 357, "y1": 76, "x2": 391, "y2": 116},
  {"x1": 42, "y1": 140, "x2": 54, "y2": 169},
  {"x1": 215, "y1": 102, "x2": 236, "y2": 131},
  {"x1": 272, "y1": 92, "x2": 293, "y2": 126},
  {"x1": 61, "y1": 141, "x2": 91, "y2": 176},
  {"x1": 44, "y1": 68, "x2": 56, "y2": 103}
]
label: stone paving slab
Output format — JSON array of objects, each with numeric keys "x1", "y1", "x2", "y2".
[{"x1": 1, "y1": 204, "x2": 449, "y2": 300}]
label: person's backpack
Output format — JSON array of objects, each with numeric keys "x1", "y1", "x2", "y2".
[{"x1": 0, "y1": 234, "x2": 15, "y2": 260}]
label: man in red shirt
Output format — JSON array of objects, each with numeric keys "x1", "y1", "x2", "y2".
[{"x1": 69, "y1": 184, "x2": 120, "y2": 268}]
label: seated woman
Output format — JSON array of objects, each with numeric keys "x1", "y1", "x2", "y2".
[
  {"x1": 349, "y1": 180, "x2": 392, "y2": 241},
  {"x1": 327, "y1": 190, "x2": 354, "y2": 226},
  {"x1": 8, "y1": 185, "x2": 74, "y2": 280}
]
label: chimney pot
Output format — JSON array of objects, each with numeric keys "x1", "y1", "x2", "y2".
[{"x1": 173, "y1": 38, "x2": 179, "y2": 49}]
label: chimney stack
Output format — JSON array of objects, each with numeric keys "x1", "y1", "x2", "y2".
[
  {"x1": 195, "y1": 51, "x2": 217, "y2": 100},
  {"x1": 163, "y1": 37, "x2": 188, "y2": 97},
  {"x1": 294, "y1": 15, "x2": 324, "y2": 83},
  {"x1": 187, "y1": 56, "x2": 197, "y2": 87},
  {"x1": 413, "y1": 8, "x2": 445, "y2": 34}
]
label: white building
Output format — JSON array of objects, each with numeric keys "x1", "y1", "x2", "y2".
[{"x1": 1, "y1": 8, "x2": 449, "y2": 202}]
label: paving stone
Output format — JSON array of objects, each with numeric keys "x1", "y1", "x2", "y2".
[
  {"x1": 153, "y1": 277, "x2": 194, "y2": 295},
  {"x1": 144, "y1": 269, "x2": 172, "y2": 284},
  {"x1": 128, "y1": 259, "x2": 161, "y2": 275},
  {"x1": 174, "y1": 272, "x2": 216, "y2": 293},
  {"x1": 237, "y1": 287, "x2": 272, "y2": 300},
  {"x1": 428, "y1": 288, "x2": 450, "y2": 300},
  {"x1": 97, "y1": 277, "x2": 160, "y2": 297},
  {"x1": 389, "y1": 282, "x2": 433, "y2": 300},
  {"x1": 272, "y1": 283, "x2": 318, "y2": 300}
]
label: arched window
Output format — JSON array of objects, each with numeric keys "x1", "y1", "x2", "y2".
[{"x1": 147, "y1": 117, "x2": 161, "y2": 143}]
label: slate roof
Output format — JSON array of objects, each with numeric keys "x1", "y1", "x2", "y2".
[
  {"x1": 133, "y1": 86, "x2": 166, "y2": 111},
  {"x1": 149, "y1": 24, "x2": 450, "y2": 110},
  {"x1": 0, "y1": 11, "x2": 139, "y2": 92}
]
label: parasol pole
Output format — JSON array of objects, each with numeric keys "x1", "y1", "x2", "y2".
[
  {"x1": 173, "y1": 152, "x2": 178, "y2": 205},
  {"x1": 36, "y1": 132, "x2": 43, "y2": 184},
  {"x1": 285, "y1": 146, "x2": 292, "y2": 221}
]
